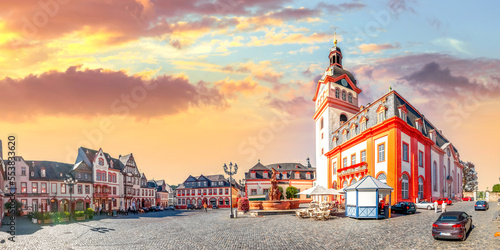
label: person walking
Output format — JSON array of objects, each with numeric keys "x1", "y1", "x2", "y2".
[
  {"x1": 203, "y1": 203, "x2": 207, "y2": 212},
  {"x1": 442, "y1": 201, "x2": 447, "y2": 213},
  {"x1": 434, "y1": 200, "x2": 438, "y2": 213}
]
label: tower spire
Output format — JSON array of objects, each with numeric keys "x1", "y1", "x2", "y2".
[{"x1": 334, "y1": 31, "x2": 338, "y2": 47}]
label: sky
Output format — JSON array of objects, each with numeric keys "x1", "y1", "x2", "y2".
[{"x1": 0, "y1": 0, "x2": 499, "y2": 190}]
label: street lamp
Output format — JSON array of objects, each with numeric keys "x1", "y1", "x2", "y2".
[
  {"x1": 223, "y1": 162, "x2": 238, "y2": 218},
  {"x1": 64, "y1": 175, "x2": 78, "y2": 221}
]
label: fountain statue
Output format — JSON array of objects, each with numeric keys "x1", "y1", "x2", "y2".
[{"x1": 268, "y1": 168, "x2": 281, "y2": 201}]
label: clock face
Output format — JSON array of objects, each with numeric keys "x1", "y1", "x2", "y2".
[{"x1": 341, "y1": 79, "x2": 348, "y2": 87}]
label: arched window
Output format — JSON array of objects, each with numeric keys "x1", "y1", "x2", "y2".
[
  {"x1": 335, "y1": 88, "x2": 340, "y2": 98},
  {"x1": 418, "y1": 178, "x2": 424, "y2": 200},
  {"x1": 342, "y1": 91, "x2": 346, "y2": 101},
  {"x1": 348, "y1": 93, "x2": 353, "y2": 103},
  {"x1": 401, "y1": 174, "x2": 409, "y2": 199},
  {"x1": 340, "y1": 114, "x2": 347, "y2": 124},
  {"x1": 447, "y1": 159, "x2": 450, "y2": 178},
  {"x1": 41, "y1": 167, "x2": 46, "y2": 178},
  {"x1": 433, "y1": 161, "x2": 437, "y2": 191},
  {"x1": 350, "y1": 178, "x2": 357, "y2": 185},
  {"x1": 342, "y1": 180, "x2": 348, "y2": 188},
  {"x1": 377, "y1": 173, "x2": 387, "y2": 183}
]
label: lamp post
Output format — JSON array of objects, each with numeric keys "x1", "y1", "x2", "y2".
[
  {"x1": 238, "y1": 179, "x2": 246, "y2": 198},
  {"x1": 223, "y1": 162, "x2": 238, "y2": 218},
  {"x1": 64, "y1": 175, "x2": 78, "y2": 221}
]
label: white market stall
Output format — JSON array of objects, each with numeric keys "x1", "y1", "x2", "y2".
[{"x1": 343, "y1": 175, "x2": 393, "y2": 219}]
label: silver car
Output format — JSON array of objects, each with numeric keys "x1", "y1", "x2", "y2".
[{"x1": 415, "y1": 201, "x2": 435, "y2": 210}]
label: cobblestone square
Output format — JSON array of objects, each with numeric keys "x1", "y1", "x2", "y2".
[{"x1": 1, "y1": 201, "x2": 499, "y2": 249}]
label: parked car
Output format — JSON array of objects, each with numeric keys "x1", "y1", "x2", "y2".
[
  {"x1": 141, "y1": 207, "x2": 150, "y2": 213},
  {"x1": 436, "y1": 198, "x2": 453, "y2": 205},
  {"x1": 432, "y1": 211, "x2": 472, "y2": 241},
  {"x1": 212, "y1": 205, "x2": 219, "y2": 209},
  {"x1": 158, "y1": 206, "x2": 164, "y2": 211},
  {"x1": 186, "y1": 204, "x2": 196, "y2": 210},
  {"x1": 195, "y1": 205, "x2": 203, "y2": 210},
  {"x1": 150, "y1": 206, "x2": 158, "y2": 212},
  {"x1": 462, "y1": 197, "x2": 473, "y2": 201},
  {"x1": 165, "y1": 206, "x2": 175, "y2": 211},
  {"x1": 415, "y1": 201, "x2": 435, "y2": 210},
  {"x1": 391, "y1": 202, "x2": 416, "y2": 214},
  {"x1": 474, "y1": 200, "x2": 489, "y2": 211}
]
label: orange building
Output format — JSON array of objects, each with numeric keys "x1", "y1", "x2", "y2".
[{"x1": 313, "y1": 40, "x2": 464, "y2": 205}]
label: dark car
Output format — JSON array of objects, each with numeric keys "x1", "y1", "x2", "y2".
[
  {"x1": 432, "y1": 211, "x2": 472, "y2": 241},
  {"x1": 475, "y1": 200, "x2": 489, "y2": 211},
  {"x1": 195, "y1": 205, "x2": 203, "y2": 210},
  {"x1": 165, "y1": 206, "x2": 175, "y2": 211},
  {"x1": 150, "y1": 206, "x2": 158, "y2": 212},
  {"x1": 186, "y1": 204, "x2": 196, "y2": 210},
  {"x1": 141, "y1": 207, "x2": 150, "y2": 213},
  {"x1": 391, "y1": 202, "x2": 416, "y2": 214},
  {"x1": 436, "y1": 198, "x2": 453, "y2": 205}
]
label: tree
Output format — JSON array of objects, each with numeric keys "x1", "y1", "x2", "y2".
[
  {"x1": 285, "y1": 186, "x2": 298, "y2": 200},
  {"x1": 492, "y1": 184, "x2": 500, "y2": 192},
  {"x1": 462, "y1": 161, "x2": 478, "y2": 192}
]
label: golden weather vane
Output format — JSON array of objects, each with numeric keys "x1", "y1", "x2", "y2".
[{"x1": 334, "y1": 31, "x2": 338, "y2": 47}]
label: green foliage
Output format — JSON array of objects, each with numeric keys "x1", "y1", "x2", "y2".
[
  {"x1": 278, "y1": 186, "x2": 284, "y2": 200},
  {"x1": 34, "y1": 212, "x2": 44, "y2": 220},
  {"x1": 238, "y1": 197, "x2": 249, "y2": 211},
  {"x1": 74, "y1": 211, "x2": 85, "y2": 217},
  {"x1": 27, "y1": 212, "x2": 34, "y2": 220},
  {"x1": 285, "y1": 186, "x2": 298, "y2": 200},
  {"x1": 4, "y1": 200, "x2": 23, "y2": 213},
  {"x1": 492, "y1": 184, "x2": 500, "y2": 192},
  {"x1": 86, "y1": 208, "x2": 94, "y2": 218}
]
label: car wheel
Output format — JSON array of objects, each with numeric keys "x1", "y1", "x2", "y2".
[
  {"x1": 461, "y1": 233, "x2": 466, "y2": 241},
  {"x1": 427, "y1": 206, "x2": 432, "y2": 210}
]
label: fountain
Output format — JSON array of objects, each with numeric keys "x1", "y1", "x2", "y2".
[{"x1": 250, "y1": 168, "x2": 300, "y2": 211}]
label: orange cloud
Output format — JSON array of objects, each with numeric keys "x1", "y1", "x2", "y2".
[
  {"x1": 0, "y1": 65, "x2": 227, "y2": 121},
  {"x1": 358, "y1": 43, "x2": 400, "y2": 53}
]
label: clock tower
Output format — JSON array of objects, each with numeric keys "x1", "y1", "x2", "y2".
[{"x1": 312, "y1": 38, "x2": 362, "y2": 188}]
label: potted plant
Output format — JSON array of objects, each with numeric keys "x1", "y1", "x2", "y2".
[
  {"x1": 43, "y1": 212, "x2": 54, "y2": 224},
  {"x1": 4, "y1": 200, "x2": 23, "y2": 216},
  {"x1": 86, "y1": 208, "x2": 94, "y2": 219},
  {"x1": 35, "y1": 212, "x2": 44, "y2": 224},
  {"x1": 74, "y1": 211, "x2": 85, "y2": 221},
  {"x1": 238, "y1": 197, "x2": 249, "y2": 212},
  {"x1": 59, "y1": 211, "x2": 70, "y2": 223}
]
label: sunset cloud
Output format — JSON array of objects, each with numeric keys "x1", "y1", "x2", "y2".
[
  {"x1": 0, "y1": 65, "x2": 227, "y2": 121},
  {"x1": 358, "y1": 43, "x2": 400, "y2": 53}
]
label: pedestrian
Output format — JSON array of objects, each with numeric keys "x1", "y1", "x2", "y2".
[
  {"x1": 203, "y1": 203, "x2": 207, "y2": 212},
  {"x1": 442, "y1": 201, "x2": 447, "y2": 213},
  {"x1": 434, "y1": 200, "x2": 438, "y2": 213}
]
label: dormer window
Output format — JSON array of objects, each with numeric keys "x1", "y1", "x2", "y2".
[
  {"x1": 350, "y1": 123, "x2": 358, "y2": 137},
  {"x1": 250, "y1": 172, "x2": 256, "y2": 178},
  {"x1": 376, "y1": 105, "x2": 387, "y2": 123},
  {"x1": 306, "y1": 172, "x2": 311, "y2": 179},
  {"x1": 294, "y1": 172, "x2": 300, "y2": 179},
  {"x1": 360, "y1": 116, "x2": 368, "y2": 132},
  {"x1": 41, "y1": 167, "x2": 46, "y2": 178},
  {"x1": 282, "y1": 172, "x2": 287, "y2": 179},
  {"x1": 415, "y1": 118, "x2": 423, "y2": 132},
  {"x1": 31, "y1": 171, "x2": 34, "y2": 177},
  {"x1": 332, "y1": 136, "x2": 338, "y2": 147},
  {"x1": 429, "y1": 129, "x2": 436, "y2": 143},
  {"x1": 342, "y1": 129, "x2": 349, "y2": 141},
  {"x1": 263, "y1": 172, "x2": 268, "y2": 178},
  {"x1": 277, "y1": 165, "x2": 281, "y2": 169},
  {"x1": 398, "y1": 105, "x2": 408, "y2": 122}
]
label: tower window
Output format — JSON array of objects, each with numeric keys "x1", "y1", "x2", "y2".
[
  {"x1": 335, "y1": 89, "x2": 340, "y2": 98},
  {"x1": 320, "y1": 117, "x2": 324, "y2": 130},
  {"x1": 342, "y1": 91, "x2": 346, "y2": 101},
  {"x1": 348, "y1": 93, "x2": 353, "y2": 103},
  {"x1": 340, "y1": 114, "x2": 347, "y2": 124}
]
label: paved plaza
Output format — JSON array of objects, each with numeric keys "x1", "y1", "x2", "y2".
[{"x1": 0, "y1": 201, "x2": 499, "y2": 249}]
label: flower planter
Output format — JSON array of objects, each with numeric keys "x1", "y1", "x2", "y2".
[
  {"x1": 60, "y1": 218, "x2": 69, "y2": 223},
  {"x1": 43, "y1": 219, "x2": 53, "y2": 224},
  {"x1": 75, "y1": 216, "x2": 85, "y2": 221},
  {"x1": 32, "y1": 218, "x2": 38, "y2": 224}
]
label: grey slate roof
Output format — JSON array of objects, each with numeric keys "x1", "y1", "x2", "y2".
[
  {"x1": 332, "y1": 90, "x2": 457, "y2": 152},
  {"x1": 245, "y1": 161, "x2": 316, "y2": 180},
  {"x1": 27, "y1": 160, "x2": 74, "y2": 181}
]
